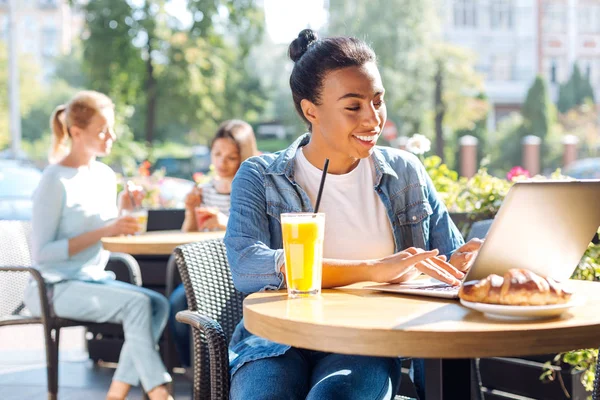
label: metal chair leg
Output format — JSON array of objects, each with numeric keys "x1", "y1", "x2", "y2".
[
  {"x1": 45, "y1": 327, "x2": 60, "y2": 400},
  {"x1": 592, "y1": 349, "x2": 600, "y2": 400}
]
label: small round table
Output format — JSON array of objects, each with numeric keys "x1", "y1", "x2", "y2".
[
  {"x1": 101, "y1": 230, "x2": 224, "y2": 255},
  {"x1": 244, "y1": 280, "x2": 600, "y2": 400}
]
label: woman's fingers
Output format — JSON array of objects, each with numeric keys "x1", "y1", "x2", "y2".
[
  {"x1": 415, "y1": 260, "x2": 461, "y2": 286},
  {"x1": 403, "y1": 247, "x2": 463, "y2": 285},
  {"x1": 398, "y1": 249, "x2": 439, "y2": 266},
  {"x1": 427, "y1": 256, "x2": 464, "y2": 280}
]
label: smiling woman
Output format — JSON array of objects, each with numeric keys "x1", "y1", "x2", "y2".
[{"x1": 222, "y1": 29, "x2": 482, "y2": 400}]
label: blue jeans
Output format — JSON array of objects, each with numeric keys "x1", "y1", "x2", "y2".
[
  {"x1": 24, "y1": 279, "x2": 172, "y2": 391},
  {"x1": 230, "y1": 347, "x2": 402, "y2": 400},
  {"x1": 168, "y1": 283, "x2": 190, "y2": 367}
]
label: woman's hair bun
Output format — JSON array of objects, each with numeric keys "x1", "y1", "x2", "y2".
[{"x1": 288, "y1": 29, "x2": 318, "y2": 63}]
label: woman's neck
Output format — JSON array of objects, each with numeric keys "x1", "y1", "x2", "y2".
[
  {"x1": 213, "y1": 176, "x2": 233, "y2": 194},
  {"x1": 59, "y1": 150, "x2": 96, "y2": 169},
  {"x1": 302, "y1": 132, "x2": 359, "y2": 175}
]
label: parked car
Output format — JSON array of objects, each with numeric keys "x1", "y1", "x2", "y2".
[
  {"x1": 0, "y1": 159, "x2": 42, "y2": 220},
  {"x1": 563, "y1": 157, "x2": 600, "y2": 179},
  {"x1": 152, "y1": 147, "x2": 212, "y2": 181}
]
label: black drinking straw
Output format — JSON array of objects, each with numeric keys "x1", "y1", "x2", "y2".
[{"x1": 313, "y1": 158, "x2": 329, "y2": 214}]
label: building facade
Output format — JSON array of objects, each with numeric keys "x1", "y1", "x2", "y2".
[
  {"x1": 0, "y1": 0, "x2": 83, "y2": 82},
  {"x1": 440, "y1": 0, "x2": 600, "y2": 127}
]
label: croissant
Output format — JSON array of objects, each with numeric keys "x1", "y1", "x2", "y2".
[{"x1": 458, "y1": 269, "x2": 572, "y2": 306}]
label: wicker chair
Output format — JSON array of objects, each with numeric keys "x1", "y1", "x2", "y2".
[
  {"x1": 0, "y1": 220, "x2": 142, "y2": 400},
  {"x1": 174, "y1": 239, "x2": 242, "y2": 400}
]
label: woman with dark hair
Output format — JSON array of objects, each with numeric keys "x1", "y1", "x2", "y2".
[
  {"x1": 170, "y1": 119, "x2": 257, "y2": 367},
  {"x1": 224, "y1": 29, "x2": 482, "y2": 399}
]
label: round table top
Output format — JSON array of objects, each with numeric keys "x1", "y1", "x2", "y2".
[
  {"x1": 101, "y1": 230, "x2": 225, "y2": 255},
  {"x1": 243, "y1": 280, "x2": 600, "y2": 359}
]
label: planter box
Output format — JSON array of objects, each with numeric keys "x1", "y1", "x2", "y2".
[{"x1": 479, "y1": 356, "x2": 591, "y2": 400}]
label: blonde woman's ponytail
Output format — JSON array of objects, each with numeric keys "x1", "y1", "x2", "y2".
[{"x1": 49, "y1": 104, "x2": 69, "y2": 163}]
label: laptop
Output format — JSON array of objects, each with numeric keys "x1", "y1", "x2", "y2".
[{"x1": 367, "y1": 180, "x2": 600, "y2": 299}]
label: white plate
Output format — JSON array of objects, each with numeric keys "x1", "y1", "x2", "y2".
[{"x1": 460, "y1": 297, "x2": 584, "y2": 321}]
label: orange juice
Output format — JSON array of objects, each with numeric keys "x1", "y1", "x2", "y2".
[
  {"x1": 123, "y1": 209, "x2": 148, "y2": 234},
  {"x1": 281, "y1": 213, "x2": 325, "y2": 297}
]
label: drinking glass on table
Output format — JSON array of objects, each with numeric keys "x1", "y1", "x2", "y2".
[
  {"x1": 281, "y1": 212, "x2": 325, "y2": 298},
  {"x1": 121, "y1": 208, "x2": 148, "y2": 235}
]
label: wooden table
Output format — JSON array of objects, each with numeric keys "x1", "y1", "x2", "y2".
[
  {"x1": 101, "y1": 230, "x2": 225, "y2": 255},
  {"x1": 244, "y1": 281, "x2": 600, "y2": 399}
]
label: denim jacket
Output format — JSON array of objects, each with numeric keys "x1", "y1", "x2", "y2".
[{"x1": 224, "y1": 133, "x2": 464, "y2": 376}]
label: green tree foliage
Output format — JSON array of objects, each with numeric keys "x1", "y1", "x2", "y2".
[
  {"x1": 520, "y1": 75, "x2": 562, "y2": 170},
  {"x1": 557, "y1": 64, "x2": 596, "y2": 113},
  {"x1": 74, "y1": 0, "x2": 266, "y2": 145},
  {"x1": 328, "y1": 0, "x2": 486, "y2": 159},
  {"x1": 453, "y1": 93, "x2": 489, "y2": 171},
  {"x1": 430, "y1": 43, "x2": 486, "y2": 160},
  {"x1": 488, "y1": 76, "x2": 561, "y2": 175},
  {"x1": 327, "y1": 0, "x2": 437, "y2": 136},
  {"x1": 521, "y1": 75, "x2": 551, "y2": 140}
]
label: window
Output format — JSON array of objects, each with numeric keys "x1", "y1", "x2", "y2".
[
  {"x1": 0, "y1": 15, "x2": 6, "y2": 41},
  {"x1": 543, "y1": 4, "x2": 566, "y2": 33},
  {"x1": 490, "y1": 0, "x2": 513, "y2": 29},
  {"x1": 38, "y1": 0, "x2": 58, "y2": 8},
  {"x1": 551, "y1": 60, "x2": 557, "y2": 84},
  {"x1": 41, "y1": 26, "x2": 58, "y2": 57},
  {"x1": 578, "y1": 5, "x2": 600, "y2": 34},
  {"x1": 491, "y1": 55, "x2": 512, "y2": 81},
  {"x1": 453, "y1": 0, "x2": 478, "y2": 28}
]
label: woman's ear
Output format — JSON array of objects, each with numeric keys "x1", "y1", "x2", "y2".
[
  {"x1": 300, "y1": 99, "x2": 319, "y2": 126},
  {"x1": 69, "y1": 126, "x2": 81, "y2": 139}
]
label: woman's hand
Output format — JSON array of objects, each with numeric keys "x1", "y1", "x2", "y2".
[
  {"x1": 373, "y1": 248, "x2": 464, "y2": 286},
  {"x1": 196, "y1": 207, "x2": 228, "y2": 231},
  {"x1": 449, "y1": 238, "x2": 483, "y2": 272},
  {"x1": 104, "y1": 216, "x2": 139, "y2": 237},
  {"x1": 184, "y1": 187, "x2": 203, "y2": 211},
  {"x1": 118, "y1": 181, "x2": 144, "y2": 211}
]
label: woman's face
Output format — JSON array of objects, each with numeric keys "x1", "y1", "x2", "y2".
[
  {"x1": 305, "y1": 61, "x2": 386, "y2": 163},
  {"x1": 211, "y1": 138, "x2": 242, "y2": 179},
  {"x1": 73, "y1": 107, "x2": 116, "y2": 157}
]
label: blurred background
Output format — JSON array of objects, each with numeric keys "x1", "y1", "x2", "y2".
[{"x1": 1, "y1": 0, "x2": 599, "y2": 211}]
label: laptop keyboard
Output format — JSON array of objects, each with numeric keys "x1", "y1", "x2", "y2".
[{"x1": 415, "y1": 284, "x2": 459, "y2": 292}]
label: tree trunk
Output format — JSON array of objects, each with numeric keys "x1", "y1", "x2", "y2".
[
  {"x1": 434, "y1": 62, "x2": 445, "y2": 160},
  {"x1": 145, "y1": 35, "x2": 156, "y2": 145}
]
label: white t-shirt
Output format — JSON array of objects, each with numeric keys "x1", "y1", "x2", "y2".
[{"x1": 293, "y1": 147, "x2": 395, "y2": 260}]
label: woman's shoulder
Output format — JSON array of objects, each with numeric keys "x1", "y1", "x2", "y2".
[
  {"x1": 374, "y1": 146, "x2": 422, "y2": 170},
  {"x1": 92, "y1": 161, "x2": 116, "y2": 176},
  {"x1": 238, "y1": 152, "x2": 281, "y2": 176}
]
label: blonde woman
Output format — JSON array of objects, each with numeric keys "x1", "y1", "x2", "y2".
[
  {"x1": 171, "y1": 119, "x2": 257, "y2": 367},
  {"x1": 24, "y1": 91, "x2": 173, "y2": 400}
]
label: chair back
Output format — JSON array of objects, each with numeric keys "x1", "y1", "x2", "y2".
[
  {"x1": 147, "y1": 208, "x2": 186, "y2": 231},
  {"x1": 0, "y1": 220, "x2": 35, "y2": 322},
  {"x1": 174, "y1": 239, "x2": 244, "y2": 343},
  {"x1": 466, "y1": 219, "x2": 494, "y2": 241}
]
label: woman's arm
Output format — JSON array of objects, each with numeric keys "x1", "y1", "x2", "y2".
[
  {"x1": 181, "y1": 187, "x2": 202, "y2": 232},
  {"x1": 421, "y1": 163, "x2": 464, "y2": 258},
  {"x1": 224, "y1": 161, "x2": 285, "y2": 293},
  {"x1": 31, "y1": 168, "x2": 138, "y2": 262},
  {"x1": 31, "y1": 173, "x2": 70, "y2": 264},
  {"x1": 225, "y1": 161, "x2": 462, "y2": 294}
]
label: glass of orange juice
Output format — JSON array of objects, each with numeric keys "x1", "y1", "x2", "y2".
[{"x1": 281, "y1": 213, "x2": 325, "y2": 298}]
